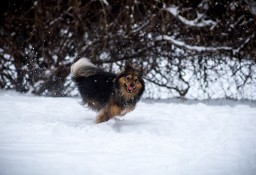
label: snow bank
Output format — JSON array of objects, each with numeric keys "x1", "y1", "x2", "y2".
[{"x1": 0, "y1": 91, "x2": 256, "y2": 175}]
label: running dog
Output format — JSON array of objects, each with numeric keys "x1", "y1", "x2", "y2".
[{"x1": 71, "y1": 58, "x2": 145, "y2": 123}]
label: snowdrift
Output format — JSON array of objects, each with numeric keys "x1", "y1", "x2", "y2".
[{"x1": 0, "y1": 91, "x2": 256, "y2": 175}]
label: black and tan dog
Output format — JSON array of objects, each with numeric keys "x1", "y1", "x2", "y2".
[{"x1": 71, "y1": 58, "x2": 145, "y2": 123}]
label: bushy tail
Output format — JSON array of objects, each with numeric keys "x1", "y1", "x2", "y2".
[{"x1": 71, "y1": 58, "x2": 99, "y2": 77}]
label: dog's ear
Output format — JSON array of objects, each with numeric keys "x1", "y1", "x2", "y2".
[
  {"x1": 124, "y1": 61, "x2": 133, "y2": 70},
  {"x1": 139, "y1": 67, "x2": 144, "y2": 76}
]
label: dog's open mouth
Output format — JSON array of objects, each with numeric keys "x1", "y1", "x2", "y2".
[{"x1": 125, "y1": 84, "x2": 135, "y2": 93}]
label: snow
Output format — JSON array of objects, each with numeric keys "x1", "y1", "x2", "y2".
[
  {"x1": 232, "y1": 33, "x2": 255, "y2": 55},
  {"x1": 165, "y1": 6, "x2": 216, "y2": 28},
  {"x1": 0, "y1": 91, "x2": 256, "y2": 175},
  {"x1": 102, "y1": 0, "x2": 109, "y2": 6},
  {"x1": 156, "y1": 35, "x2": 232, "y2": 52},
  {"x1": 156, "y1": 33, "x2": 256, "y2": 58}
]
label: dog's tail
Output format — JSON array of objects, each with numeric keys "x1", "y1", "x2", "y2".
[{"x1": 71, "y1": 58, "x2": 99, "y2": 77}]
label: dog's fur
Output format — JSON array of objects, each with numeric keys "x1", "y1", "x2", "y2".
[{"x1": 71, "y1": 58, "x2": 145, "y2": 123}]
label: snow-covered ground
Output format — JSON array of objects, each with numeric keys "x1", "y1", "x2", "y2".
[{"x1": 0, "y1": 91, "x2": 256, "y2": 175}]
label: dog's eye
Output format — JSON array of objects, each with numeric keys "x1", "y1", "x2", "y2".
[
  {"x1": 126, "y1": 76, "x2": 131, "y2": 80},
  {"x1": 134, "y1": 78, "x2": 139, "y2": 83}
]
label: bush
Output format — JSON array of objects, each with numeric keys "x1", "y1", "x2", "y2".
[{"x1": 1, "y1": 0, "x2": 256, "y2": 99}]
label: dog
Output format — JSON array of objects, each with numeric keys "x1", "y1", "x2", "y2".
[{"x1": 71, "y1": 58, "x2": 145, "y2": 123}]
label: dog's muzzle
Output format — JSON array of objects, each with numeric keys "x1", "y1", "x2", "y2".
[{"x1": 126, "y1": 83, "x2": 135, "y2": 93}]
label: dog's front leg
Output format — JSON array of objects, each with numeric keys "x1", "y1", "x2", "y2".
[
  {"x1": 95, "y1": 110, "x2": 109, "y2": 124},
  {"x1": 95, "y1": 105, "x2": 121, "y2": 124}
]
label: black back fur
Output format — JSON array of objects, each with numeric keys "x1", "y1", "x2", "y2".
[{"x1": 74, "y1": 70, "x2": 117, "y2": 109}]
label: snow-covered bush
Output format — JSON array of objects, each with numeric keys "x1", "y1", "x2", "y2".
[{"x1": 0, "y1": 0, "x2": 256, "y2": 100}]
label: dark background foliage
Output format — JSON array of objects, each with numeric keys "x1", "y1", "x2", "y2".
[{"x1": 0, "y1": 0, "x2": 256, "y2": 99}]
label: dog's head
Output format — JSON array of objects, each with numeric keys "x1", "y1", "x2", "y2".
[{"x1": 116, "y1": 61, "x2": 145, "y2": 99}]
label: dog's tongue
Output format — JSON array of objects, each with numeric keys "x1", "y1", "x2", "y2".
[{"x1": 127, "y1": 85, "x2": 133, "y2": 91}]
